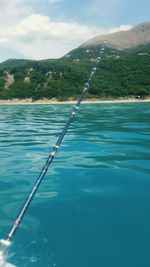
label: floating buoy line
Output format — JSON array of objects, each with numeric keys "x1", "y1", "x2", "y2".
[{"x1": 0, "y1": 41, "x2": 107, "y2": 267}]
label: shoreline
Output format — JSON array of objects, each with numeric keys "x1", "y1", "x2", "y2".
[{"x1": 0, "y1": 98, "x2": 150, "y2": 105}]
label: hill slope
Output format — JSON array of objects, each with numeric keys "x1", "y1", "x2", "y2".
[
  {"x1": 64, "y1": 22, "x2": 150, "y2": 60},
  {"x1": 0, "y1": 22, "x2": 150, "y2": 100},
  {"x1": 80, "y1": 22, "x2": 150, "y2": 50}
]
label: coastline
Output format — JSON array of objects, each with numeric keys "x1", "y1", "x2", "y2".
[{"x1": 0, "y1": 97, "x2": 150, "y2": 105}]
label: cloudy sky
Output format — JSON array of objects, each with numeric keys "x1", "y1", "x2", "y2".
[{"x1": 0, "y1": 0, "x2": 149, "y2": 62}]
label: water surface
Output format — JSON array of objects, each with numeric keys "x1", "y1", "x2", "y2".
[{"x1": 0, "y1": 103, "x2": 150, "y2": 267}]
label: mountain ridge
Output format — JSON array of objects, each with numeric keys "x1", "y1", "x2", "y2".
[
  {"x1": 0, "y1": 22, "x2": 149, "y2": 100},
  {"x1": 79, "y1": 22, "x2": 150, "y2": 50}
]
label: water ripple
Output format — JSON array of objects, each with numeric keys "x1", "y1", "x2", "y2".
[{"x1": 0, "y1": 103, "x2": 150, "y2": 267}]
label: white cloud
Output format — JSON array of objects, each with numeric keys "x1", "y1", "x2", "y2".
[
  {"x1": 106, "y1": 25, "x2": 132, "y2": 33},
  {"x1": 0, "y1": 13, "x2": 132, "y2": 61},
  {"x1": 0, "y1": 14, "x2": 101, "y2": 59},
  {"x1": 0, "y1": 0, "x2": 32, "y2": 28}
]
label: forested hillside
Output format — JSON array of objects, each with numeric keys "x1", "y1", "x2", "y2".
[{"x1": 0, "y1": 45, "x2": 149, "y2": 100}]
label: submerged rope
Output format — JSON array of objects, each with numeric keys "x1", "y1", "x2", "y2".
[{"x1": 5, "y1": 41, "x2": 107, "y2": 243}]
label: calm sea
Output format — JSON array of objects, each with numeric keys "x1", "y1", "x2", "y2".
[{"x1": 0, "y1": 103, "x2": 150, "y2": 267}]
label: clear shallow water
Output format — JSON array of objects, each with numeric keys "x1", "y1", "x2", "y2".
[{"x1": 0, "y1": 103, "x2": 150, "y2": 267}]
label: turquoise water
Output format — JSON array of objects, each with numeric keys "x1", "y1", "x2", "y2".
[{"x1": 0, "y1": 103, "x2": 150, "y2": 267}]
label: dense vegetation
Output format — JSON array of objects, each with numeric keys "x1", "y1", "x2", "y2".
[{"x1": 0, "y1": 44, "x2": 149, "y2": 100}]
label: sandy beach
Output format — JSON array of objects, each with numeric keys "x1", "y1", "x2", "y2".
[{"x1": 0, "y1": 97, "x2": 150, "y2": 105}]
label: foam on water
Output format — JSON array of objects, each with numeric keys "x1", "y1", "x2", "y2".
[{"x1": 0, "y1": 261, "x2": 16, "y2": 267}]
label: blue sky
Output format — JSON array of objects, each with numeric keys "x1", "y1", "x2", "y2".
[
  {"x1": 25, "y1": 0, "x2": 150, "y2": 27},
  {"x1": 0, "y1": 0, "x2": 149, "y2": 62}
]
